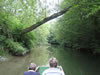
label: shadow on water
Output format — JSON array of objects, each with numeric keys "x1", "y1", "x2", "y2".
[{"x1": 0, "y1": 45, "x2": 100, "y2": 75}]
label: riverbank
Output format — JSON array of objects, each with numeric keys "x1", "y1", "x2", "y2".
[
  {"x1": 0, "y1": 46, "x2": 49, "y2": 75},
  {"x1": 0, "y1": 50, "x2": 11, "y2": 62}
]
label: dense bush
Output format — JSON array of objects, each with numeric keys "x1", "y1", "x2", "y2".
[
  {"x1": 0, "y1": 0, "x2": 49, "y2": 55},
  {"x1": 50, "y1": 0, "x2": 100, "y2": 53},
  {"x1": 0, "y1": 0, "x2": 37, "y2": 55},
  {"x1": 0, "y1": 10, "x2": 36, "y2": 55}
]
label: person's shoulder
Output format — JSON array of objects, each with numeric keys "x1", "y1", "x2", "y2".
[
  {"x1": 23, "y1": 72, "x2": 40, "y2": 75},
  {"x1": 42, "y1": 68, "x2": 65, "y2": 75},
  {"x1": 42, "y1": 68, "x2": 50, "y2": 74},
  {"x1": 23, "y1": 71, "x2": 28, "y2": 74},
  {"x1": 43, "y1": 68, "x2": 59, "y2": 73},
  {"x1": 59, "y1": 70, "x2": 65, "y2": 75},
  {"x1": 23, "y1": 71, "x2": 28, "y2": 75},
  {"x1": 35, "y1": 72, "x2": 40, "y2": 75},
  {"x1": 51, "y1": 68, "x2": 64, "y2": 75}
]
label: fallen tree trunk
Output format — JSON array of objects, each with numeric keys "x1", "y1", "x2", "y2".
[{"x1": 21, "y1": 6, "x2": 72, "y2": 34}]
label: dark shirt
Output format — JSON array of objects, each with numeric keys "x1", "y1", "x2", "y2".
[{"x1": 23, "y1": 71, "x2": 40, "y2": 75}]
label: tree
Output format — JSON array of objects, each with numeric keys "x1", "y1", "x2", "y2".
[
  {"x1": 50, "y1": 0, "x2": 100, "y2": 53},
  {"x1": 20, "y1": 6, "x2": 72, "y2": 34}
]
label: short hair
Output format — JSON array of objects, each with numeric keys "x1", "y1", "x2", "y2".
[
  {"x1": 49, "y1": 57, "x2": 58, "y2": 67},
  {"x1": 28, "y1": 63, "x2": 36, "y2": 70}
]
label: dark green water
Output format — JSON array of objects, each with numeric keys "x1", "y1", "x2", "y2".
[
  {"x1": 48, "y1": 46, "x2": 100, "y2": 75},
  {"x1": 0, "y1": 45, "x2": 100, "y2": 75}
]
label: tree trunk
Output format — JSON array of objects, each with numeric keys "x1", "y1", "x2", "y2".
[{"x1": 21, "y1": 6, "x2": 72, "y2": 34}]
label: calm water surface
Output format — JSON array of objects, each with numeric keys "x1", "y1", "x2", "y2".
[{"x1": 0, "y1": 45, "x2": 100, "y2": 75}]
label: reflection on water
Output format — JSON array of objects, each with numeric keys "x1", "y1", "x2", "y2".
[
  {"x1": 0, "y1": 45, "x2": 100, "y2": 75},
  {"x1": 47, "y1": 46, "x2": 100, "y2": 75},
  {"x1": 0, "y1": 46, "x2": 49, "y2": 75}
]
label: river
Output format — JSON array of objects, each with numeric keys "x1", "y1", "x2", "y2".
[{"x1": 0, "y1": 45, "x2": 100, "y2": 75}]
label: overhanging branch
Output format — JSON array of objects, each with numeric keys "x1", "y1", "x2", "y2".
[{"x1": 21, "y1": 6, "x2": 72, "y2": 34}]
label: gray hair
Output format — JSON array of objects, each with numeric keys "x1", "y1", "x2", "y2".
[
  {"x1": 28, "y1": 63, "x2": 36, "y2": 70},
  {"x1": 49, "y1": 57, "x2": 58, "y2": 67}
]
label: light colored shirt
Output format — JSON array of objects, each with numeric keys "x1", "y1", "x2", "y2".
[{"x1": 42, "y1": 68, "x2": 65, "y2": 75}]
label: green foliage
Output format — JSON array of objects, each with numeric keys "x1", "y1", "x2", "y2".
[
  {"x1": 34, "y1": 23, "x2": 50, "y2": 44},
  {"x1": 0, "y1": 0, "x2": 39, "y2": 55},
  {"x1": 20, "y1": 32, "x2": 36, "y2": 49},
  {"x1": 0, "y1": 0, "x2": 49, "y2": 55},
  {"x1": 50, "y1": 0, "x2": 100, "y2": 53},
  {"x1": 5, "y1": 39, "x2": 27, "y2": 55}
]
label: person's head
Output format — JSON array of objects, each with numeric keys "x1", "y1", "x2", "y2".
[
  {"x1": 49, "y1": 57, "x2": 58, "y2": 68},
  {"x1": 28, "y1": 63, "x2": 36, "y2": 71}
]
